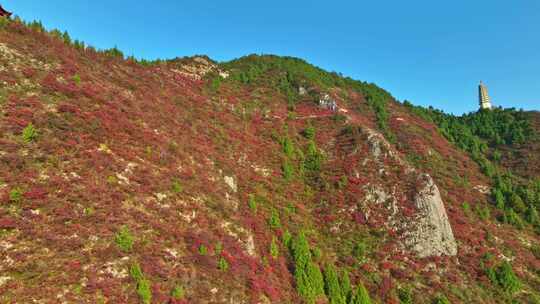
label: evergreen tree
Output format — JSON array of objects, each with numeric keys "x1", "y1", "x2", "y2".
[
  {"x1": 350, "y1": 283, "x2": 371, "y2": 304},
  {"x1": 291, "y1": 232, "x2": 325, "y2": 303},
  {"x1": 339, "y1": 270, "x2": 352, "y2": 303},
  {"x1": 323, "y1": 264, "x2": 346, "y2": 304}
]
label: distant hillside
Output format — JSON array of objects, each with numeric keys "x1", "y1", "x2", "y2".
[{"x1": 0, "y1": 17, "x2": 539, "y2": 304}]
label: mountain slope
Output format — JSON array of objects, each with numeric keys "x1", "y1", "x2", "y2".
[{"x1": 0, "y1": 18, "x2": 539, "y2": 304}]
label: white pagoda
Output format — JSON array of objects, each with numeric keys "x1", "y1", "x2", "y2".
[{"x1": 479, "y1": 81, "x2": 493, "y2": 110}]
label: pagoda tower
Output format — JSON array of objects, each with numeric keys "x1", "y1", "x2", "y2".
[{"x1": 478, "y1": 81, "x2": 493, "y2": 110}]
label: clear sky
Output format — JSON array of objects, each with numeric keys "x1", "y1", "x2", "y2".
[{"x1": 4, "y1": 0, "x2": 539, "y2": 114}]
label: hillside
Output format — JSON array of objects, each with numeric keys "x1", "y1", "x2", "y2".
[{"x1": 0, "y1": 18, "x2": 539, "y2": 304}]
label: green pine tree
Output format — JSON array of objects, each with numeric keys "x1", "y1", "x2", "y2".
[
  {"x1": 350, "y1": 283, "x2": 371, "y2": 304},
  {"x1": 324, "y1": 264, "x2": 346, "y2": 304}
]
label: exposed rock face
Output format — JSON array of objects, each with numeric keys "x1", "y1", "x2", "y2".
[
  {"x1": 404, "y1": 174, "x2": 458, "y2": 258},
  {"x1": 352, "y1": 126, "x2": 457, "y2": 258}
]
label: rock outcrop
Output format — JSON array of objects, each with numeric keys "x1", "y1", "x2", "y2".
[
  {"x1": 355, "y1": 126, "x2": 458, "y2": 257},
  {"x1": 403, "y1": 174, "x2": 458, "y2": 257}
]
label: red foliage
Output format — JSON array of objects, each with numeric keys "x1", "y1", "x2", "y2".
[
  {"x1": 23, "y1": 187, "x2": 48, "y2": 200},
  {"x1": 0, "y1": 217, "x2": 17, "y2": 229}
]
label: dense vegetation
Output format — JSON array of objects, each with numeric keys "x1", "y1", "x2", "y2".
[
  {"x1": 222, "y1": 55, "x2": 394, "y2": 139},
  {"x1": 404, "y1": 103, "x2": 540, "y2": 232}
]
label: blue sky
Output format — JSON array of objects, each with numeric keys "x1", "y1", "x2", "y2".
[{"x1": 4, "y1": 0, "x2": 539, "y2": 114}]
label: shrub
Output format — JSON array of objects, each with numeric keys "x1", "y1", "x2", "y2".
[
  {"x1": 9, "y1": 187, "x2": 23, "y2": 203},
  {"x1": 136, "y1": 279, "x2": 152, "y2": 304},
  {"x1": 198, "y1": 245, "x2": 208, "y2": 256},
  {"x1": 433, "y1": 295, "x2": 450, "y2": 304},
  {"x1": 497, "y1": 262, "x2": 520, "y2": 294},
  {"x1": 248, "y1": 194, "x2": 257, "y2": 212},
  {"x1": 171, "y1": 285, "x2": 185, "y2": 299},
  {"x1": 214, "y1": 242, "x2": 223, "y2": 255},
  {"x1": 72, "y1": 74, "x2": 81, "y2": 85},
  {"x1": 304, "y1": 141, "x2": 323, "y2": 173},
  {"x1": 353, "y1": 242, "x2": 368, "y2": 260},
  {"x1": 304, "y1": 125, "x2": 316, "y2": 140},
  {"x1": 171, "y1": 179, "x2": 183, "y2": 194},
  {"x1": 130, "y1": 263, "x2": 152, "y2": 304},
  {"x1": 526, "y1": 206, "x2": 539, "y2": 225},
  {"x1": 291, "y1": 232, "x2": 325, "y2": 303},
  {"x1": 503, "y1": 209, "x2": 524, "y2": 229},
  {"x1": 282, "y1": 159, "x2": 294, "y2": 181},
  {"x1": 61, "y1": 31, "x2": 71, "y2": 44},
  {"x1": 115, "y1": 226, "x2": 134, "y2": 252},
  {"x1": 509, "y1": 193, "x2": 527, "y2": 213},
  {"x1": 270, "y1": 236, "x2": 279, "y2": 259},
  {"x1": 323, "y1": 264, "x2": 346, "y2": 304},
  {"x1": 531, "y1": 244, "x2": 540, "y2": 259},
  {"x1": 493, "y1": 188, "x2": 505, "y2": 209},
  {"x1": 218, "y1": 256, "x2": 229, "y2": 271},
  {"x1": 486, "y1": 261, "x2": 521, "y2": 295},
  {"x1": 22, "y1": 123, "x2": 38, "y2": 143},
  {"x1": 282, "y1": 230, "x2": 292, "y2": 248},
  {"x1": 282, "y1": 136, "x2": 295, "y2": 158},
  {"x1": 0, "y1": 17, "x2": 9, "y2": 29},
  {"x1": 475, "y1": 205, "x2": 491, "y2": 221},
  {"x1": 350, "y1": 283, "x2": 371, "y2": 304},
  {"x1": 268, "y1": 208, "x2": 281, "y2": 229},
  {"x1": 339, "y1": 270, "x2": 352, "y2": 303},
  {"x1": 130, "y1": 263, "x2": 144, "y2": 282},
  {"x1": 398, "y1": 288, "x2": 413, "y2": 304},
  {"x1": 462, "y1": 202, "x2": 471, "y2": 217},
  {"x1": 210, "y1": 75, "x2": 221, "y2": 91}
]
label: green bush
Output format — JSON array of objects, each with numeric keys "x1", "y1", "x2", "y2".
[
  {"x1": 475, "y1": 205, "x2": 491, "y2": 221},
  {"x1": 486, "y1": 261, "x2": 521, "y2": 295},
  {"x1": 0, "y1": 17, "x2": 9, "y2": 29},
  {"x1": 22, "y1": 123, "x2": 38, "y2": 143},
  {"x1": 509, "y1": 193, "x2": 527, "y2": 213},
  {"x1": 115, "y1": 226, "x2": 134, "y2": 252},
  {"x1": 171, "y1": 285, "x2": 185, "y2": 299},
  {"x1": 130, "y1": 263, "x2": 152, "y2": 304},
  {"x1": 136, "y1": 279, "x2": 152, "y2": 304},
  {"x1": 171, "y1": 179, "x2": 183, "y2": 193},
  {"x1": 353, "y1": 242, "x2": 368, "y2": 260},
  {"x1": 282, "y1": 230, "x2": 292, "y2": 248},
  {"x1": 282, "y1": 159, "x2": 294, "y2": 181},
  {"x1": 339, "y1": 270, "x2": 352, "y2": 303},
  {"x1": 268, "y1": 208, "x2": 281, "y2": 229},
  {"x1": 282, "y1": 136, "x2": 295, "y2": 158},
  {"x1": 503, "y1": 209, "x2": 524, "y2": 228},
  {"x1": 130, "y1": 263, "x2": 144, "y2": 282},
  {"x1": 291, "y1": 232, "x2": 325, "y2": 303},
  {"x1": 462, "y1": 202, "x2": 471, "y2": 217},
  {"x1": 198, "y1": 245, "x2": 208, "y2": 256},
  {"x1": 218, "y1": 256, "x2": 229, "y2": 271},
  {"x1": 9, "y1": 187, "x2": 23, "y2": 203},
  {"x1": 270, "y1": 236, "x2": 279, "y2": 259},
  {"x1": 323, "y1": 264, "x2": 346, "y2": 304},
  {"x1": 398, "y1": 288, "x2": 413, "y2": 304},
  {"x1": 72, "y1": 74, "x2": 81, "y2": 85},
  {"x1": 531, "y1": 244, "x2": 540, "y2": 259},
  {"x1": 248, "y1": 194, "x2": 257, "y2": 212},
  {"x1": 497, "y1": 262, "x2": 520, "y2": 294},
  {"x1": 304, "y1": 125, "x2": 316, "y2": 140},
  {"x1": 350, "y1": 283, "x2": 371, "y2": 304},
  {"x1": 433, "y1": 295, "x2": 450, "y2": 304},
  {"x1": 304, "y1": 141, "x2": 323, "y2": 173}
]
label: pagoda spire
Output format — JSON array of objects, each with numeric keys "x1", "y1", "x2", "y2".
[{"x1": 479, "y1": 81, "x2": 493, "y2": 110}]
